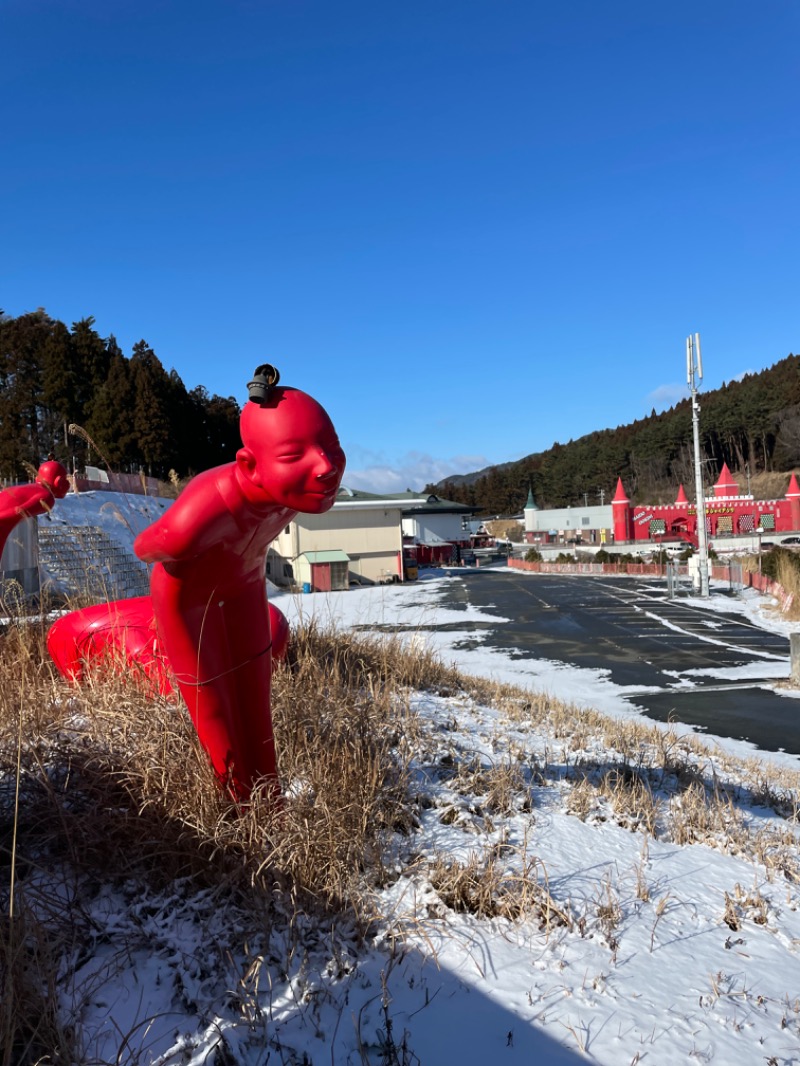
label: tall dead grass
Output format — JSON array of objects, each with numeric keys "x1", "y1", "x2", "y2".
[
  {"x1": 0, "y1": 616, "x2": 464, "y2": 1061},
  {"x1": 775, "y1": 553, "x2": 800, "y2": 621}
]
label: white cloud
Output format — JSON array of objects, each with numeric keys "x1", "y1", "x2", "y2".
[
  {"x1": 645, "y1": 383, "x2": 689, "y2": 411},
  {"x1": 341, "y1": 446, "x2": 490, "y2": 494}
]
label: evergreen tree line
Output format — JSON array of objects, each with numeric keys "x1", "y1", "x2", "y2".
[
  {"x1": 0, "y1": 308, "x2": 242, "y2": 482},
  {"x1": 431, "y1": 353, "x2": 800, "y2": 516}
]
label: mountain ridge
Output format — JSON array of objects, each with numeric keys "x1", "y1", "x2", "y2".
[{"x1": 429, "y1": 352, "x2": 800, "y2": 514}]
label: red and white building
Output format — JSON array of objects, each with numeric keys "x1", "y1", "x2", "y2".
[{"x1": 612, "y1": 464, "x2": 800, "y2": 546}]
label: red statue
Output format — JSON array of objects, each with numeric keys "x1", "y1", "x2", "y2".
[
  {"x1": 0, "y1": 460, "x2": 70, "y2": 561},
  {"x1": 48, "y1": 367, "x2": 345, "y2": 801}
]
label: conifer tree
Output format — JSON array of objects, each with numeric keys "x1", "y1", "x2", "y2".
[
  {"x1": 0, "y1": 309, "x2": 49, "y2": 477},
  {"x1": 85, "y1": 351, "x2": 138, "y2": 469},
  {"x1": 130, "y1": 339, "x2": 172, "y2": 476},
  {"x1": 71, "y1": 317, "x2": 110, "y2": 424},
  {"x1": 41, "y1": 319, "x2": 78, "y2": 464}
]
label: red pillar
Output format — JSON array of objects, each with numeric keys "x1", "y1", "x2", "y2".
[
  {"x1": 786, "y1": 473, "x2": 800, "y2": 531},
  {"x1": 612, "y1": 478, "x2": 631, "y2": 543}
]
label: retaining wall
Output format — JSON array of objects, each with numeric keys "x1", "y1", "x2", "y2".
[{"x1": 508, "y1": 559, "x2": 677, "y2": 577}]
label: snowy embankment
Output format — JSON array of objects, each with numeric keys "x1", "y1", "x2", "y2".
[
  {"x1": 24, "y1": 492, "x2": 800, "y2": 1064},
  {"x1": 39, "y1": 487, "x2": 172, "y2": 554}
]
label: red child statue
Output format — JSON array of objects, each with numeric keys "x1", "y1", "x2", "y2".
[
  {"x1": 48, "y1": 367, "x2": 346, "y2": 801},
  {"x1": 0, "y1": 460, "x2": 70, "y2": 561}
]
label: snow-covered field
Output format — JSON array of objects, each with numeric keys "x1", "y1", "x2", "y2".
[{"x1": 24, "y1": 492, "x2": 800, "y2": 1064}]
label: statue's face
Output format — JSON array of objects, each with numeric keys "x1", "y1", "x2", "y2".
[
  {"x1": 37, "y1": 461, "x2": 70, "y2": 499},
  {"x1": 239, "y1": 388, "x2": 346, "y2": 512}
]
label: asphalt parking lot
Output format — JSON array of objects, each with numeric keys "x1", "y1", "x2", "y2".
[{"x1": 432, "y1": 569, "x2": 798, "y2": 757}]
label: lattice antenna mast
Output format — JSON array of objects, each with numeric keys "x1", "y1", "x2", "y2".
[{"x1": 687, "y1": 333, "x2": 710, "y2": 597}]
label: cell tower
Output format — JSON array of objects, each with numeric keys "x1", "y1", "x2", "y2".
[{"x1": 686, "y1": 333, "x2": 710, "y2": 597}]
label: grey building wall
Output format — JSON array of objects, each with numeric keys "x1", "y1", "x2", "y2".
[
  {"x1": 525, "y1": 504, "x2": 614, "y2": 535},
  {"x1": 0, "y1": 519, "x2": 40, "y2": 598}
]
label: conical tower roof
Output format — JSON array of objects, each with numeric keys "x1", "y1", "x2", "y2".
[
  {"x1": 612, "y1": 477, "x2": 628, "y2": 504},
  {"x1": 525, "y1": 486, "x2": 538, "y2": 510},
  {"x1": 714, "y1": 463, "x2": 739, "y2": 498},
  {"x1": 787, "y1": 472, "x2": 800, "y2": 499},
  {"x1": 675, "y1": 484, "x2": 688, "y2": 504}
]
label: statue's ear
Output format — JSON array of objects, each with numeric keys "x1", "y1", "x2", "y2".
[{"x1": 236, "y1": 446, "x2": 257, "y2": 481}]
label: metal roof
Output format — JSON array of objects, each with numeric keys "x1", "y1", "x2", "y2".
[
  {"x1": 301, "y1": 550, "x2": 350, "y2": 564},
  {"x1": 334, "y1": 486, "x2": 478, "y2": 515}
]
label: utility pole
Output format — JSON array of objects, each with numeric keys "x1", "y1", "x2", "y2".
[{"x1": 687, "y1": 333, "x2": 710, "y2": 597}]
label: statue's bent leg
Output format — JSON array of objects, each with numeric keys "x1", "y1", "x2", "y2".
[{"x1": 47, "y1": 596, "x2": 172, "y2": 696}]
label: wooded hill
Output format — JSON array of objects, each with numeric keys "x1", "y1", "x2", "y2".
[
  {"x1": 430, "y1": 353, "x2": 800, "y2": 516},
  {"x1": 0, "y1": 308, "x2": 241, "y2": 481}
]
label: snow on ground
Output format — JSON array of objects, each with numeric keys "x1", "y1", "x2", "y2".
[
  {"x1": 65, "y1": 668, "x2": 800, "y2": 1066},
  {"x1": 20, "y1": 494, "x2": 800, "y2": 1063}
]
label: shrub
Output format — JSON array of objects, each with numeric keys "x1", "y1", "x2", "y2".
[{"x1": 524, "y1": 548, "x2": 542, "y2": 562}]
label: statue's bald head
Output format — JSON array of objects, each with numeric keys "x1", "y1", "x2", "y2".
[
  {"x1": 237, "y1": 387, "x2": 345, "y2": 513},
  {"x1": 36, "y1": 460, "x2": 70, "y2": 499}
]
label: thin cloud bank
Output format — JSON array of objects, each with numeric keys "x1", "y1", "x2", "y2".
[
  {"x1": 646, "y1": 371, "x2": 755, "y2": 414},
  {"x1": 342, "y1": 446, "x2": 490, "y2": 494},
  {"x1": 645, "y1": 382, "x2": 689, "y2": 411}
]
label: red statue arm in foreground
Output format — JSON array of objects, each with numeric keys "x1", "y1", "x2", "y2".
[
  {"x1": 47, "y1": 371, "x2": 345, "y2": 801},
  {"x1": 0, "y1": 460, "x2": 70, "y2": 560}
]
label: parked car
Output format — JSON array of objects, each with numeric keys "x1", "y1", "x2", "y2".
[{"x1": 780, "y1": 536, "x2": 800, "y2": 545}]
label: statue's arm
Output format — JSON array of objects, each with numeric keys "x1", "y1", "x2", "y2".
[
  {"x1": 134, "y1": 482, "x2": 234, "y2": 563},
  {"x1": 11, "y1": 486, "x2": 50, "y2": 520}
]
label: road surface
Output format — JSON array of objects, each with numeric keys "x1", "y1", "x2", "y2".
[{"x1": 429, "y1": 569, "x2": 797, "y2": 757}]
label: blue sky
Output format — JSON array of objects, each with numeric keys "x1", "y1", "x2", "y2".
[{"x1": 2, "y1": 1, "x2": 798, "y2": 492}]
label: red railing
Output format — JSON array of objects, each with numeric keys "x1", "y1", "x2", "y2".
[{"x1": 509, "y1": 558, "x2": 793, "y2": 610}]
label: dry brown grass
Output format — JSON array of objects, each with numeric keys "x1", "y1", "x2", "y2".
[
  {"x1": 746, "y1": 470, "x2": 797, "y2": 501},
  {"x1": 774, "y1": 553, "x2": 800, "y2": 621},
  {"x1": 0, "y1": 904, "x2": 76, "y2": 1065},
  {"x1": 460, "y1": 690, "x2": 800, "y2": 880},
  {"x1": 0, "y1": 617, "x2": 440, "y2": 1061},
  {"x1": 425, "y1": 849, "x2": 571, "y2": 929}
]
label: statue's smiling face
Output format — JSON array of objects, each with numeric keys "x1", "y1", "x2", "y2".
[{"x1": 238, "y1": 389, "x2": 346, "y2": 512}]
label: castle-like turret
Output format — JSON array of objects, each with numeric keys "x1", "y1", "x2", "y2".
[
  {"x1": 523, "y1": 485, "x2": 539, "y2": 536},
  {"x1": 713, "y1": 463, "x2": 740, "y2": 498},
  {"x1": 612, "y1": 477, "x2": 630, "y2": 542}
]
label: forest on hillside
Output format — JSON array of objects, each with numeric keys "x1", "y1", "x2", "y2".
[
  {"x1": 0, "y1": 308, "x2": 241, "y2": 481},
  {"x1": 431, "y1": 353, "x2": 800, "y2": 516}
]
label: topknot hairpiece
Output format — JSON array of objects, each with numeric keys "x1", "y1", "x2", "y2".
[{"x1": 247, "y1": 364, "x2": 281, "y2": 403}]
